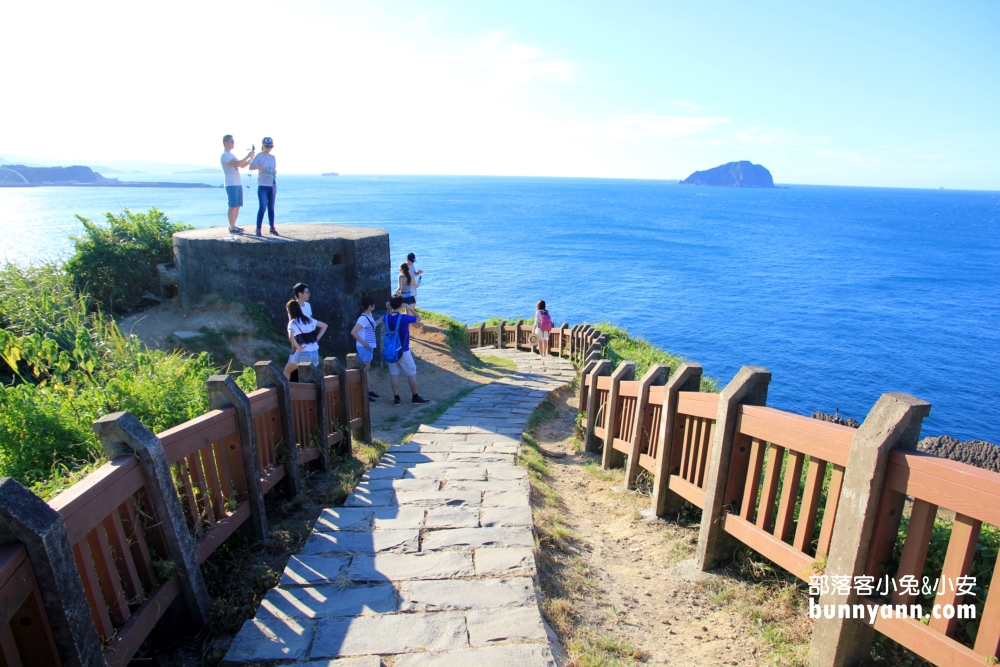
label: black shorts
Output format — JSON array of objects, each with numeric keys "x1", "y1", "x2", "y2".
[{"x1": 402, "y1": 296, "x2": 416, "y2": 305}]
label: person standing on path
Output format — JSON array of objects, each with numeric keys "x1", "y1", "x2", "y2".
[
  {"x1": 292, "y1": 283, "x2": 312, "y2": 320},
  {"x1": 221, "y1": 135, "x2": 255, "y2": 233},
  {"x1": 384, "y1": 295, "x2": 430, "y2": 405},
  {"x1": 249, "y1": 137, "x2": 279, "y2": 236},
  {"x1": 534, "y1": 299, "x2": 553, "y2": 358},
  {"x1": 406, "y1": 252, "x2": 423, "y2": 295},
  {"x1": 283, "y1": 299, "x2": 327, "y2": 379},
  {"x1": 351, "y1": 295, "x2": 382, "y2": 403},
  {"x1": 395, "y1": 263, "x2": 418, "y2": 308}
]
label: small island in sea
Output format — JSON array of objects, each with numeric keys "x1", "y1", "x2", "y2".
[
  {"x1": 322, "y1": 171, "x2": 339, "y2": 177},
  {"x1": 0, "y1": 164, "x2": 217, "y2": 188},
  {"x1": 680, "y1": 160, "x2": 775, "y2": 188}
]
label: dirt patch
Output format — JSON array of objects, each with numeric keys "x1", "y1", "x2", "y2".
[
  {"x1": 117, "y1": 299, "x2": 286, "y2": 368},
  {"x1": 528, "y1": 387, "x2": 770, "y2": 666}
]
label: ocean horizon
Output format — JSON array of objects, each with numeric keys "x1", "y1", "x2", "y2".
[{"x1": 4, "y1": 174, "x2": 998, "y2": 444}]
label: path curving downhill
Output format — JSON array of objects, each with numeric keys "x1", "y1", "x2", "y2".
[{"x1": 224, "y1": 348, "x2": 576, "y2": 666}]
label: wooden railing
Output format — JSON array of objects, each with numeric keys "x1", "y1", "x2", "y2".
[
  {"x1": 159, "y1": 407, "x2": 252, "y2": 562},
  {"x1": 577, "y1": 350, "x2": 999, "y2": 667},
  {"x1": 48, "y1": 455, "x2": 180, "y2": 667},
  {"x1": 465, "y1": 321, "x2": 601, "y2": 365},
  {"x1": 0, "y1": 356, "x2": 371, "y2": 667},
  {"x1": 0, "y1": 542, "x2": 60, "y2": 667}
]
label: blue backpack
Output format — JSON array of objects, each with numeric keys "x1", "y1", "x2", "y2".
[{"x1": 383, "y1": 313, "x2": 403, "y2": 362}]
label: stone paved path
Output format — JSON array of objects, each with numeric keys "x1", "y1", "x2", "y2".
[{"x1": 225, "y1": 348, "x2": 576, "y2": 666}]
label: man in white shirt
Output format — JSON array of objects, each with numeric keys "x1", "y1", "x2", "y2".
[
  {"x1": 221, "y1": 135, "x2": 255, "y2": 234},
  {"x1": 293, "y1": 283, "x2": 312, "y2": 319}
]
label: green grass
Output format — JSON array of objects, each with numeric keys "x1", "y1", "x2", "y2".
[
  {"x1": 595, "y1": 321, "x2": 719, "y2": 392},
  {"x1": 478, "y1": 354, "x2": 517, "y2": 370},
  {"x1": 415, "y1": 308, "x2": 470, "y2": 351}
]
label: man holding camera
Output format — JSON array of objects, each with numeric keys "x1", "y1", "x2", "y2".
[{"x1": 220, "y1": 135, "x2": 255, "y2": 233}]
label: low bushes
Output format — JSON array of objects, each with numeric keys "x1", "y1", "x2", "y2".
[
  {"x1": 0, "y1": 212, "x2": 214, "y2": 498},
  {"x1": 66, "y1": 207, "x2": 192, "y2": 314}
]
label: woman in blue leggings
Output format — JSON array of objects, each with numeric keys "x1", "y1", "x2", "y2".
[{"x1": 249, "y1": 137, "x2": 278, "y2": 236}]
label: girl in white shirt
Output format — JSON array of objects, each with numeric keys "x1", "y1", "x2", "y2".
[{"x1": 283, "y1": 299, "x2": 327, "y2": 379}]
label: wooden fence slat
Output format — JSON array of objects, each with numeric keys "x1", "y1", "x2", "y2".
[
  {"x1": 928, "y1": 513, "x2": 981, "y2": 637},
  {"x1": 199, "y1": 446, "x2": 224, "y2": 521},
  {"x1": 775, "y1": 450, "x2": 804, "y2": 542},
  {"x1": 174, "y1": 461, "x2": 201, "y2": 537},
  {"x1": 740, "y1": 438, "x2": 766, "y2": 522},
  {"x1": 892, "y1": 499, "x2": 938, "y2": 607},
  {"x1": 102, "y1": 511, "x2": 144, "y2": 604},
  {"x1": 974, "y1": 551, "x2": 1000, "y2": 657},
  {"x1": 695, "y1": 421, "x2": 715, "y2": 488},
  {"x1": 119, "y1": 497, "x2": 157, "y2": 591},
  {"x1": 816, "y1": 464, "x2": 844, "y2": 557},
  {"x1": 793, "y1": 458, "x2": 827, "y2": 553},
  {"x1": 72, "y1": 541, "x2": 114, "y2": 642},
  {"x1": 756, "y1": 445, "x2": 785, "y2": 533},
  {"x1": 0, "y1": 624, "x2": 21, "y2": 667},
  {"x1": 85, "y1": 526, "x2": 130, "y2": 626},
  {"x1": 186, "y1": 453, "x2": 214, "y2": 530}
]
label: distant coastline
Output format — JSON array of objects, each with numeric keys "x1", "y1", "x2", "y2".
[{"x1": 0, "y1": 165, "x2": 217, "y2": 188}]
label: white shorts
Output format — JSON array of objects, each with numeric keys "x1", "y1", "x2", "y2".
[
  {"x1": 388, "y1": 350, "x2": 417, "y2": 377},
  {"x1": 534, "y1": 328, "x2": 550, "y2": 341}
]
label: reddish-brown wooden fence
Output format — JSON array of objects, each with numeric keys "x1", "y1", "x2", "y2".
[
  {"x1": 469, "y1": 319, "x2": 997, "y2": 667},
  {"x1": 0, "y1": 356, "x2": 370, "y2": 667},
  {"x1": 0, "y1": 542, "x2": 61, "y2": 667}
]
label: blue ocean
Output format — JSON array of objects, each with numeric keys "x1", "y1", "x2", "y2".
[{"x1": 4, "y1": 175, "x2": 999, "y2": 443}]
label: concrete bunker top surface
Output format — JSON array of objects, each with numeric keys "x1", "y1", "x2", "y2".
[{"x1": 173, "y1": 223, "x2": 384, "y2": 244}]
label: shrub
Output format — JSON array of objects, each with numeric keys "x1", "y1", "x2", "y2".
[
  {"x1": 66, "y1": 207, "x2": 192, "y2": 314},
  {"x1": 0, "y1": 260, "x2": 215, "y2": 495}
]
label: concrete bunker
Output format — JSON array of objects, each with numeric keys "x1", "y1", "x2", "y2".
[{"x1": 172, "y1": 223, "x2": 392, "y2": 358}]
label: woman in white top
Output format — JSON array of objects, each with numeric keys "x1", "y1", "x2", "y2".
[
  {"x1": 395, "y1": 263, "x2": 418, "y2": 307},
  {"x1": 283, "y1": 299, "x2": 327, "y2": 379},
  {"x1": 351, "y1": 296, "x2": 382, "y2": 402}
]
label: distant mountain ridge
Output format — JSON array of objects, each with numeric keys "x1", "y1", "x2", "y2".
[
  {"x1": 680, "y1": 161, "x2": 775, "y2": 188},
  {"x1": 0, "y1": 164, "x2": 216, "y2": 188}
]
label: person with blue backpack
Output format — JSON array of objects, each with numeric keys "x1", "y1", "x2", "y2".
[
  {"x1": 534, "y1": 300, "x2": 554, "y2": 358},
  {"x1": 383, "y1": 295, "x2": 431, "y2": 406}
]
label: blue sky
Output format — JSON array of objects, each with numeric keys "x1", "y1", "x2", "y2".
[{"x1": 3, "y1": 1, "x2": 998, "y2": 188}]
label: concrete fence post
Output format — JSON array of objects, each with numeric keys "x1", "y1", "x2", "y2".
[
  {"x1": 324, "y1": 357, "x2": 354, "y2": 458},
  {"x1": 695, "y1": 366, "x2": 771, "y2": 571},
  {"x1": 515, "y1": 319, "x2": 524, "y2": 350},
  {"x1": 254, "y1": 361, "x2": 300, "y2": 497},
  {"x1": 0, "y1": 479, "x2": 105, "y2": 667},
  {"x1": 568, "y1": 325, "x2": 579, "y2": 361},
  {"x1": 584, "y1": 360, "x2": 612, "y2": 453},
  {"x1": 296, "y1": 363, "x2": 331, "y2": 469},
  {"x1": 206, "y1": 375, "x2": 268, "y2": 539},
  {"x1": 497, "y1": 321, "x2": 505, "y2": 349},
  {"x1": 651, "y1": 363, "x2": 703, "y2": 517},
  {"x1": 347, "y1": 353, "x2": 373, "y2": 442},
  {"x1": 807, "y1": 393, "x2": 931, "y2": 667},
  {"x1": 624, "y1": 363, "x2": 671, "y2": 487},
  {"x1": 478, "y1": 323, "x2": 485, "y2": 348},
  {"x1": 601, "y1": 362, "x2": 636, "y2": 469},
  {"x1": 559, "y1": 323, "x2": 570, "y2": 358},
  {"x1": 92, "y1": 412, "x2": 214, "y2": 625}
]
